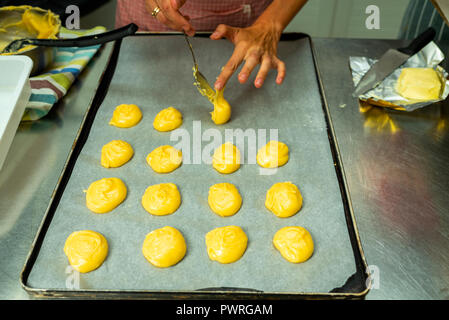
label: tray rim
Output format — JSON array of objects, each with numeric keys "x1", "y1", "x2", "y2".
[{"x1": 20, "y1": 32, "x2": 370, "y2": 300}]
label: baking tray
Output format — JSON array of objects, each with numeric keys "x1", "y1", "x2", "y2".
[{"x1": 21, "y1": 33, "x2": 369, "y2": 299}]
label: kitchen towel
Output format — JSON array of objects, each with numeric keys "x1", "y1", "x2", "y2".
[{"x1": 22, "y1": 26, "x2": 106, "y2": 121}]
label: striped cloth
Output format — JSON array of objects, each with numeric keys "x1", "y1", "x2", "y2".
[{"x1": 22, "y1": 26, "x2": 106, "y2": 121}]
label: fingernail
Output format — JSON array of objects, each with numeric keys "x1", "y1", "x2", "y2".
[
  {"x1": 215, "y1": 81, "x2": 223, "y2": 90},
  {"x1": 239, "y1": 73, "x2": 248, "y2": 81},
  {"x1": 255, "y1": 78, "x2": 263, "y2": 87},
  {"x1": 211, "y1": 31, "x2": 219, "y2": 38}
]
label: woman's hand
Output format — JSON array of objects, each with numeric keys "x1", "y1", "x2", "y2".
[
  {"x1": 145, "y1": 0, "x2": 195, "y2": 36},
  {"x1": 210, "y1": 22, "x2": 286, "y2": 90}
]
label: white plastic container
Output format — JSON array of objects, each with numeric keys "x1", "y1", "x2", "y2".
[{"x1": 0, "y1": 55, "x2": 33, "y2": 170}]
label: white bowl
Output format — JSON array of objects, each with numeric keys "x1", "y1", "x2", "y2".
[{"x1": 0, "y1": 55, "x2": 33, "y2": 170}]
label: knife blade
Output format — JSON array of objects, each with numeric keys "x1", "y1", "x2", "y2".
[{"x1": 352, "y1": 27, "x2": 436, "y2": 98}]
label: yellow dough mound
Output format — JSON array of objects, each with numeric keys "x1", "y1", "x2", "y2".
[
  {"x1": 101, "y1": 140, "x2": 134, "y2": 168},
  {"x1": 273, "y1": 226, "x2": 314, "y2": 263},
  {"x1": 265, "y1": 182, "x2": 302, "y2": 218},
  {"x1": 257, "y1": 141, "x2": 289, "y2": 168},
  {"x1": 64, "y1": 230, "x2": 108, "y2": 273},
  {"x1": 142, "y1": 226, "x2": 186, "y2": 268},
  {"x1": 85, "y1": 177, "x2": 127, "y2": 213},
  {"x1": 212, "y1": 142, "x2": 241, "y2": 174},
  {"x1": 109, "y1": 104, "x2": 142, "y2": 128},
  {"x1": 153, "y1": 106, "x2": 183, "y2": 132},
  {"x1": 141, "y1": 183, "x2": 181, "y2": 216},
  {"x1": 205, "y1": 226, "x2": 248, "y2": 264},
  {"x1": 208, "y1": 183, "x2": 242, "y2": 217},
  {"x1": 146, "y1": 145, "x2": 183, "y2": 173},
  {"x1": 211, "y1": 89, "x2": 231, "y2": 125},
  {"x1": 396, "y1": 68, "x2": 442, "y2": 101}
]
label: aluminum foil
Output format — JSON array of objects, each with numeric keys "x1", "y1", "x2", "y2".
[{"x1": 350, "y1": 41, "x2": 449, "y2": 111}]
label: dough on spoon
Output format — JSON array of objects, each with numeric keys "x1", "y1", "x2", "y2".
[
  {"x1": 212, "y1": 142, "x2": 241, "y2": 174},
  {"x1": 205, "y1": 226, "x2": 248, "y2": 264},
  {"x1": 208, "y1": 183, "x2": 242, "y2": 217},
  {"x1": 142, "y1": 226, "x2": 186, "y2": 268},
  {"x1": 193, "y1": 70, "x2": 231, "y2": 125},
  {"x1": 257, "y1": 141, "x2": 289, "y2": 168},
  {"x1": 146, "y1": 145, "x2": 183, "y2": 173},
  {"x1": 141, "y1": 183, "x2": 181, "y2": 216},
  {"x1": 85, "y1": 177, "x2": 127, "y2": 213},
  {"x1": 64, "y1": 230, "x2": 108, "y2": 273},
  {"x1": 153, "y1": 106, "x2": 183, "y2": 132},
  {"x1": 265, "y1": 182, "x2": 302, "y2": 218},
  {"x1": 273, "y1": 226, "x2": 314, "y2": 263},
  {"x1": 109, "y1": 104, "x2": 142, "y2": 128},
  {"x1": 101, "y1": 140, "x2": 134, "y2": 168}
]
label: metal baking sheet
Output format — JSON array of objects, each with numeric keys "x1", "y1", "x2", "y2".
[{"x1": 22, "y1": 34, "x2": 367, "y2": 298}]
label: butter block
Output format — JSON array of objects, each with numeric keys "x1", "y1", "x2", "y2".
[{"x1": 396, "y1": 68, "x2": 441, "y2": 101}]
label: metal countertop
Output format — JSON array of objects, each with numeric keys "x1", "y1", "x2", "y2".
[
  {"x1": 0, "y1": 42, "x2": 115, "y2": 300},
  {"x1": 0, "y1": 38, "x2": 448, "y2": 300},
  {"x1": 313, "y1": 38, "x2": 449, "y2": 299}
]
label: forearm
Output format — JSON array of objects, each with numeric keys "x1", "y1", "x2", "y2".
[{"x1": 253, "y1": 0, "x2": 308, "y2": 33}]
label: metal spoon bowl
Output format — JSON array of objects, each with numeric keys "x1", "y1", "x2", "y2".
[{"x1": 0, "y1": 5, "x2": 61, "y2": 75}]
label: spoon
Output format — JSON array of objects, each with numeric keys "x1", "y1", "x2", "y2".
[{"x1": 183, "y1": 32, "x2": 216, "y2": 103}]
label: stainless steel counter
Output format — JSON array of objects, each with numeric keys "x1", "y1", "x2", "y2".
[
  {"x1": 0, "y1": 38, "x2": 448, "y2": 300},
  {"x1": 313, "y1": 38, "x2": 449, "y2": 299},
  {"x1": 0, "y1": 42, "x2": 114, "y2": 300}
]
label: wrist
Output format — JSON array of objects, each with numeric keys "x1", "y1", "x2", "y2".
[{"x1": 252, "y1": 18, "x2": 284, "y2": 37}]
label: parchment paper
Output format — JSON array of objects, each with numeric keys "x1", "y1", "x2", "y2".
[{"x1": 27, "y1": 36, "x2": 356, "y2": 294}]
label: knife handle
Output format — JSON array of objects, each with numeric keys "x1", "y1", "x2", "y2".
[
  {"x1": 28, "y1": 23, "x2": 138, "y2": 48},
  {"x1": 398, "y1": 27, "x2": 436, "y2": 55}
]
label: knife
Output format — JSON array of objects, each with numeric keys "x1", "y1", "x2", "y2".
[{"x1": 352, "y1": 27, "x2": 436, "y2": 98}]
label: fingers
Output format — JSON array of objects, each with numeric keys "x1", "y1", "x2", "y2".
[
  {"x1": 147, "y1": 0, "x2": 194, "y2": 35},
  {"x1": 254, "y1": 56, "x2": 271, "y2": 88},
  {"x1": 211, "y1": 24, "x2": 286, "y2": 89},
  {"x1": 210, "y1": 24, "x2": 237, "y2": 42},
  {"x1": 275, "y1": 58, "x2": 286, "y2": 85},
  {"x1": 254, "y1": 56, "x2": 286, "y2": 88},
  {"x1": 238, "y1": 50, "x2": 261, "y2": 84},
  {"x1": 215, "y1": 47, "x2": 245, "y2": 90}
]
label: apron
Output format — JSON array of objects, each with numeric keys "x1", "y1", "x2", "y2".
[{"x1": 116, "y1": 0, "x2": 273, "y2": 31}]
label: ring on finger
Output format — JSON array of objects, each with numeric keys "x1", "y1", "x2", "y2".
[{"x1": 151, "y1": 6, "x2": 161, "y2": 17}]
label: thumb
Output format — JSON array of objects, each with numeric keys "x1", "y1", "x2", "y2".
[{"x1": 210, "y1": 24, "x2": 236, "y2": 42}]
